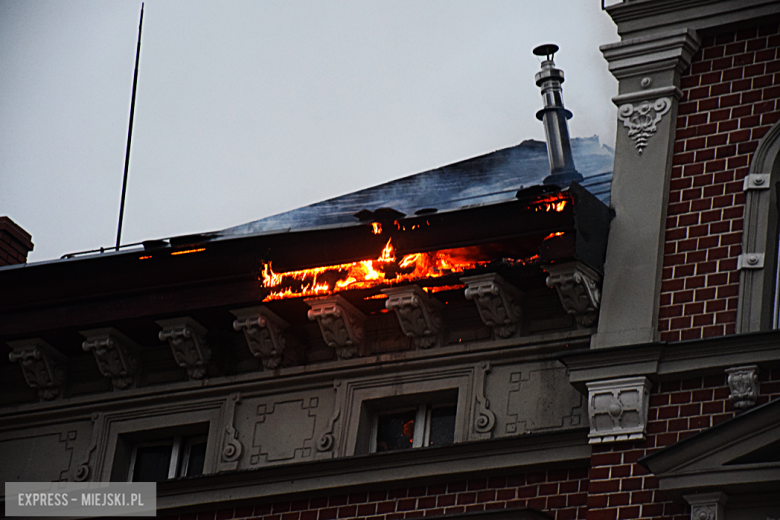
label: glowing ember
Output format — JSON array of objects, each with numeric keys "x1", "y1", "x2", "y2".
[
  {"x1": 544, "y1": 231, "x2": 566, "y2": 240},
  {"x1": 422, "y1": 284, "x2": 466, "y2": 294},
  {"x1": 532, "y1": 194, "x2": 569, "y2": 213},
  {"x1": 261, "y1": 239, "x2": 493, "y2": 301}
]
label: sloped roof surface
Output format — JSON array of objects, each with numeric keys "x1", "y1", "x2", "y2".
[{"x1": 221, "y1": 136, "x2": 613, "y2": 237}]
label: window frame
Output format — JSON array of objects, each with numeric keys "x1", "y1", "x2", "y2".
[
  {"x1": 126, "y1": 434, "x2": 208, "y2": 482},
  {"x1": 737, "y1": 120, "x2": 780, "y2": 332},
  {"x1": 368, "y1": 402, "x2": 456, "y2": 453}
]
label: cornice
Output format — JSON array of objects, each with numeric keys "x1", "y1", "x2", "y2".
[
  {"x1": 152, "y1": 429, "x2": 590, "y2": 513},
  {"x1": 0, "y1": 329, "x2": 592, "y2": 428},
  {"x1": 600, "y1": 28, "x2": 701, "y2": 79},
  {"x1": 562, "y1": 329, "x2": 780, "y2": 391},
  {"x1": 606, "y1": 0, "x2": 780, "y2": 39}
]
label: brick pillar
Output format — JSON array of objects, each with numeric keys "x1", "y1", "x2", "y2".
[{"x1": 0, "y1": 217, "x2": 34, "y2": 266}]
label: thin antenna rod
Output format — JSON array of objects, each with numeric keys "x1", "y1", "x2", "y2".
[{"x1": 116, "y1": 3, "x2": 144, "y2": 251}]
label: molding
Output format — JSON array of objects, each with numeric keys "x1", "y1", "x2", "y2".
[
  {"x1": 545, "y1": 262, "x2": 602, "y2": 327},
  {"x1": 382, "y1": 285, "x2": 443, "y2": 349},
  {"x1": 737, "y1": 120, "x2": 780, "y2": 333},
  {"x1": 7, "y1": 338, "x2": 67, "y2": 401},
  {"x1": 157, "y1": 317, "x2": 212, "y2": 380},
  {"x1": 612, "y1": 85, "x2": 682, "y2": 106},
  {"x1": 586, "y1": 377, "x2": 652, "y2": 444},
  {"x1": 231, "y1": 306, "x2": 289, "y2": 369},
  {"x1": 600, "y1": 28, "x2": 700, "y2": 79},
  {"x1": 0, "y1": 329, "x2": 592, "y2": 426},
  {"x1": 80, "y1": 328, "x2": 139, "y2": 390},
  {"x1": 306, "y1": 295, "x2": 366, "y2": 360},
  {"x1": 726, "y1": 365, "x2": 760, "y2": 410},
  {"x1": 462, "y1": 273, "x2": 523, "y2": 339},
  {"x1": 153, "y1": 429, "x2": 590, "y2": 513},
  {"x1": 607, "y1": 0, "x2": 780, "y2": 40},
  {"x1": 565, "y1": 331, "x2": 780, "y2": 391},
  {"x1": 639, "y1": 398, "x2": 780, "y2": 496}
]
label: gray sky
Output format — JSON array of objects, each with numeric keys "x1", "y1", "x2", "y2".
[{"x1": 1, "y1": 1, "x2": 619, "y2": 263}]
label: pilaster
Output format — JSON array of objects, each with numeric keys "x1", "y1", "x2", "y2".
[{"x1": 592, "y1": 29, "x2": 701, "y2": 348}]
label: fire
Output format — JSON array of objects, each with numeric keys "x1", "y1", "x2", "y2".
[
  {"x1": 261, "y1": 239, "x2": 492, "y2": 301},
  {"x1": 372, "y1": 222, "x2": 382, "y2": 234},
  {"x1": 532, "y1": 194, "x2": 569, "y2": 213},
  {"x1": 544, "y1": 231, "x2": 566, "y2": 240}
]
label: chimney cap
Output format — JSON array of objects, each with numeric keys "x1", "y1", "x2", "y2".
[{"x1": 533, "y1": 43, "x2": 559, "y2": 60}]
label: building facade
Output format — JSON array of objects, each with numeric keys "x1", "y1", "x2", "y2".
[{"x1": 2, "y1": 1, "x2": 780, "y2": 520}]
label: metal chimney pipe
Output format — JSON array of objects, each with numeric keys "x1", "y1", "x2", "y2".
[{"x1": 533, "y1": 44, "x2": 583, "y2": 187}]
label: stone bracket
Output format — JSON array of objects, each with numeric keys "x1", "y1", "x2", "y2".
[
  {"x1": 382, "y1": 285, "x2": 443, "y2": 349},
  {"x1": 545, "y1": 261, "x2": 602, "y2": 327},
  {"x1": 231, "y1": 306, "x2": 289, "y2": 369},
  {"x1": 726, "y1": 365, "x2": 760, "y2": 410},
  {"x1": 743, "y1": 173, "x2": 771, "y2": 190},
  {"x1": 81, "y1": 328, "x2": 139, "y2": 390},
  {"x1": 8, "y1": 338, "x2": 68, "y2": 401},
  {"x1": 737, "y1": 253, "x2": 764, "y2": 270},
  {"x1": 462, "y1": 273, "x2": 523, "y2": 339},
  {"x1": 306, "y1": 295, "x2": 366, "y2": 360},
  {"x1": 157, "y1": 317, "x2": 211, "y2": 380},
  {"x1": 586, "y1": 376, "x2": 652, "y2": 444},
  {"x1": 617, "y1": 97, "x2": 672, "y2": 156},
  {"x1": 684, "y1": 492, "x2": 728, "y2": 520}
]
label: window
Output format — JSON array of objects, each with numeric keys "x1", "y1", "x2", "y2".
[
  {"x1": 371, "y1": 403, "x2": 456, "y2": 452},
  {"x1": 128, "y1": 435, "x2": 207, "y2": 481}
]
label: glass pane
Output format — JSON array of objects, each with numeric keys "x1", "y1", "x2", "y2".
[
  {"x1": 133, "y1": 444, "x2": 172, "y2": 482},
  {"x1": 428, "y1": 406, "x2": 456, "y2": 447},
  {"x1": 185, "y1": 442, "x2": 207, "y2": 477},
  {"x1": 376, "y1": 410, "x2": 416, "y2": 452}
]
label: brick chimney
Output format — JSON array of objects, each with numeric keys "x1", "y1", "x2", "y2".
[{"x1": 0, "y1": 217, "x2": 34, "y2": 266}]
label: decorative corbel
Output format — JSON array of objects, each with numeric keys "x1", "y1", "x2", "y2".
[
  {"x1": 81, "y1": 328, "x2": 139, "y2": 390},
  {"x1": 461, "y1": 273, "x2": 523, "y2": 338},
  {"x1": 545, "y1": 261, "x2": 602, "y2": 327},
  {"x1": 726, "y1": 365, "x2": 760, "y2": 410},
  {"x1": 684, "y1": 492, "x2": 728, "y2": 520},
  {"x1": 617, "y1": 97, "x2": 672, "y2": 155},
  {"x1": 231, "y1": 306, "x2": 289, "y2": 369},
  {"x1": 7, "y1": 338, "x2": 67, "y2": 400},
  {"x1": 157, "y1": 317, "x2": 211, "y2": 380},
  {"x1": 382, "y1": 285, "x2": 443, "y2": 349},
  {"x1": 586, "y1": 377, "x2": 652, "y2": 444},
  {"x1": 305, "y1": 295, "x2": 366, "y2": 360}
]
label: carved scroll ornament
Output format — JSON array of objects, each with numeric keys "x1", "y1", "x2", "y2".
[
  {"x1": 8, "y1": 339, "x2": 67, "y2": 400},
  {"x1": 617, "y1": 97, "x2": 672, "y2": 155},
  {"x1": 81, "y1": 329, "x2": 139, "y2": 390},
  {"x1": 461, "y1": 273, "x2": 523, "y2": 339},
  {"x1": 232, "y1": 306, "x2": 289, "y2": 369},
  {"x1": 382, "y1": 285, "x2": 443, "y2": 349},
  {"x1": 545, "y1": 261, "x2": 601, "y2": 327},
  {"x1": 157, "y1": 317, "x2": 211, "y2": 380},
  {"x1": 306, "y1": 295, "x2": 366, "y2": 360}
]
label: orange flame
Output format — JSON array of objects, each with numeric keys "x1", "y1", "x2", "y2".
[
  {"x1": 261, "y1": 239, "x2": 492, "y2": 301},
  {"x1": 544, "y1": 231, "x2": 566, "y2": 240},
  {"x1": 372, "y1": 222, "x2": 382, "y2": 234},
  {"x1": 532, "y1": 194, "x2": 569, "y2": 213}
]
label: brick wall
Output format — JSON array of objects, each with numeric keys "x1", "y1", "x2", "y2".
[
  {"x1": 0, "y1": 217, "x2": 34, "y2": 266},
  {"x1": 160, "y1": 468, "x2": 589, "y2": 520},
  {"x1": 659, "y1": 23, "x2": 780, "y2": 342},
  {"x1": 586, "y1": 368, "x2": 780, "y2": 520}
]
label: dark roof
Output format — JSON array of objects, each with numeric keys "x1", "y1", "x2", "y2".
[{"x1": 221, "y1": 136, "x2": 613, "y2": 238}]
